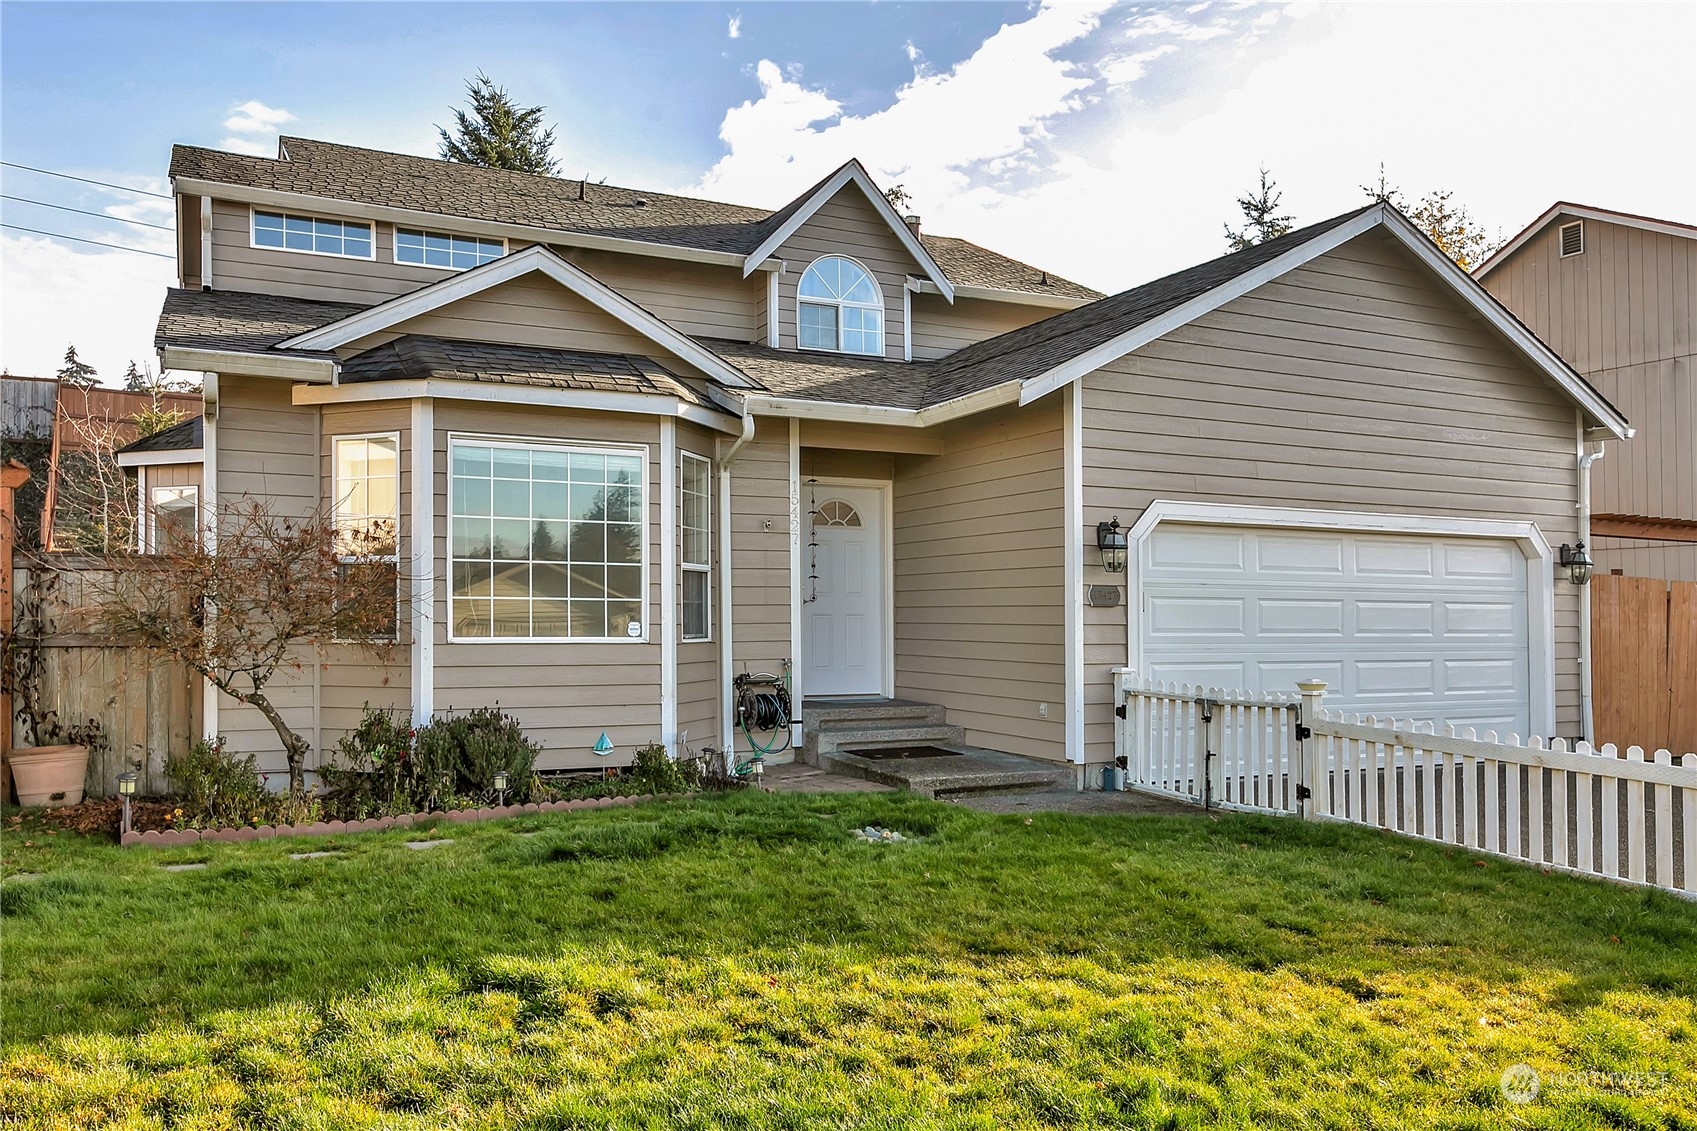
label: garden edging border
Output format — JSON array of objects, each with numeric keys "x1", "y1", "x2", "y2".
[{"x1": 119, "y1": 793, "x2": 698, "y2": 847}]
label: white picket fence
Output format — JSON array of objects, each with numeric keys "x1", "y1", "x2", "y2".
[{"x1": 1113, "y1": 671, "x2": 1697, "y2": 898}]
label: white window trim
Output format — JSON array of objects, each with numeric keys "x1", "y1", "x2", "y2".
[
  {"x1": 249, "y1": 204, "x2": 376, "y2": 262},
  {"x1": 444, "y1": 432, "x2": 651, "y2": 645},
  {"x1": 680, "y1": 450, "x2": 713, "y2": 643},
  {"x1": 393, "y1": 226, "x2": 508, "y2": 272},
  {"x1": 1116, "y1": 500, "x2": 1557, "y2": 740},
  {"x1": 330, "y1": 431, "x2": 402, "y2": 643},
  {"x1": 148, "y1": 483, "x2": 199, "y2": 554},
  {"x1": 796, "y1": 253, "x2": 886, "y2": 357}
]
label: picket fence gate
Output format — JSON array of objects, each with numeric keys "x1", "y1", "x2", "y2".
[{"x1": 1113, "y1": 670, "x2": 1697, "y2": 899}]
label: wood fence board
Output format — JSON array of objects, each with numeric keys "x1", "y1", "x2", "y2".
[
  {"x1": 1670, "y1": 581, "x2": 1697, "y2": 756},
  {"x1": 1592, "y1": 573, "x2": 1675, "y2": 752}
]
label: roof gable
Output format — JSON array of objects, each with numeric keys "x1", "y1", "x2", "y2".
[
  {"x1": 740, "y1": 160, "x2": 954, "y2": 299},
  {"x1": 275, "y1": 244, "x2": 753, "y2": 388},
  {"x1": 1476, "y1": 201, "x2": 1697, "y2": 278},
  {"x1": 920, "y1": 203, "x2": 1628, "y2": 438}
]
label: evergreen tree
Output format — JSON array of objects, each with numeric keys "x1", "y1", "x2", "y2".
[
  {"x1": 1223, "y1": 167, "x2": 1294, "y2": 252},
  {"x1": 56, "y1": 345, "x2": 99, "y2": 389},
  {"x1": 437, "y1": 72, "x2": 560, "y2": 175}
]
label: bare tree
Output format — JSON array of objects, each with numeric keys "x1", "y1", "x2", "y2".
[
  {"x1": 88, "y1": 500, "x2": 404, "y2": 794},
  {"x1": 52, "y1": 410, "x2": 137, "y2": 553},
  {"x1": 1362, "y1": 165, "x2": 1504, "y2": 271}
]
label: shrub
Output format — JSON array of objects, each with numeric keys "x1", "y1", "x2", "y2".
[
  {"x1": 320, "y1": 704, "x2": 540, "y2": 817},
  {"x1": 622, "y1": 742, "x2": 701, "y2": 795},
  {"x1": 166, "y1": 738, "x2": 321, "y2": 829}
]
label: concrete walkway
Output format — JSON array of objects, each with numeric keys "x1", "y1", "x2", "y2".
[{"x1": 762, "y1": 762, "x2": 896, "y2": 794}]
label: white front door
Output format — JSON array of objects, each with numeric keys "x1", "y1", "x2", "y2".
[{"x1": 804, "y1": 483, "x2": 886, "y2": 697}]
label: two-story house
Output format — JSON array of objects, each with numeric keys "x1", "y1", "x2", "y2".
[{"x1": 155, "y1": 136, "x2": 1630, "y2": 779}]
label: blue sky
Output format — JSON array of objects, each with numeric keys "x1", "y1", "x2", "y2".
[{"x1": 3, "y1": 2, "x2": 1693, "y2": 381}]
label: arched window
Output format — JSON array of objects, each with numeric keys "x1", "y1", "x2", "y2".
[{"x1": 797, "y1": 255, "x2": 884, "y2": 356}]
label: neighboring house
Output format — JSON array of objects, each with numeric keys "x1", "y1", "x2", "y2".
[
  {"x1": 1476, "y1": 203, "x2": 1697, "y2": 582},
  {"x1": 153, "y1": 136, "x2": 1630, "y2": 777},
  {"x1": 114, "y1": 416, "x2": 205, "y2": 552}
]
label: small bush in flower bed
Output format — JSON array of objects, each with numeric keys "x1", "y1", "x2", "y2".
[
  {"x1": 167, "y1": 739, "x2": 323, "y2": 830},
  {"x1": 317, "y1": 704, "x2": 541, "y2": 819}
]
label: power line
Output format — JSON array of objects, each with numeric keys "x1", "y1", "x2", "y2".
[
  {"x1": 1, "y1": 161, "x2": 172, "y2": 200},
  {"x1": 1, "y1": 223, "x2": 174, "y2": 259},
  {"x1": 2, "y1": 193, "x2": 174, "y2": 231}
]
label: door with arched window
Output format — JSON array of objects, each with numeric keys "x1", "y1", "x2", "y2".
[{"x1": 804, "y1": 483, "x2": 887, "y2": 696}]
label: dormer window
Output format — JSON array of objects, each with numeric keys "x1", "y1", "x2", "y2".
[{"x1": 798, "y1": 255, "x2": 884, "y2": 356}]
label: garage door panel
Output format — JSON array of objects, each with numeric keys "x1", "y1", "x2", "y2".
[
  {"x1": 1141, "y1": 524, "x2": 1532, "y2": 736},
  {"x1": 1147, "y1": 596, "x2": 1245, "y2": 637}
]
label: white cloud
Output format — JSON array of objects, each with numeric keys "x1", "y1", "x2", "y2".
[
  {"x1": 727, "y1": 13, "x2": 741, "y2": 39},
  {"x1": 223, "y1": 100, "x2": 295, "y2": 135},
  {"x1": 1, "y1": 235, "x2": 175, "y2": 382},
  {"x1": 218, "y1": 136, "x2": 276, "y2": 157}
]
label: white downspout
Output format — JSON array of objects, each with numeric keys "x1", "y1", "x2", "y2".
[
  {"x1": 718, "y1": 410, "x2": 757, "y2": 759},
  {"x1": 1577, "y1": 418, "x2": 1605, "y2": 744}
]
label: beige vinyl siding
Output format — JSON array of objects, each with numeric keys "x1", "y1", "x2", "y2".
[
  {"x1": 559, "y1": 248, "x2": 764, "y2": 342},
  {"x1": 1481, "y1": 217, "x2": 1695, "y2": 542},
  {"x1": 726, "y1": 416, "x2": 792, "y2": 753},
  {"x1": 1081, "y1": 229, "x2": 1586, "y2": 762},
  {"x1": 210, "y1": 199, "x2": 447, "y2": 306},
  {"x1": 908, "y1": 293, "x2": 1053, "y2": 360},
  {"x1": 209, "y1": 376, "x2": 319, "y2": 772},
  {"x1": 1592, "y1": 539, "x2": 1697, "y2": 582},
  {"x1": 802, "y1": 449, "x2": 895, "y2": 482},
  {"x1": 318, "y1": 404, "x2": 412, "y2": 747},
  {"x1": 774, "y1": 189, "x2": 918, "y2": 361},
  {"x1": 892, "y1": 401, "x2": 1065, "y2": 760},
  {"x1": 677, "y1": 423, "x2": 720, "y2": 752},
  {"x1": 429, "y1": 403, "x2": 664, "y2": 768}
]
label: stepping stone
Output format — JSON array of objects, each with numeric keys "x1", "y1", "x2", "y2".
[
  {"x1": 404, "y1": 839, "x2": 453, "y2": 851},
  {"x1": 289, "y1": 851, "x2": 342, "y2": 860},
  {"x1": 161, "y1": 863, "x2": 207, "y2": 872}
]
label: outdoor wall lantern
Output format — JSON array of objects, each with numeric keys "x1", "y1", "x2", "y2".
[
  {"x1": 494, "y1": 770, "x2": 510, "y2": 808},
  {"x1": 1096, "y1": 517, "x2": 1128, "y2": 574},
  {"x1": 117, "y1": 771, "x2": 138, "y2": 836},
  {"x1": 1559, "y1": 542, "x2": 1593, "y2": 586}
]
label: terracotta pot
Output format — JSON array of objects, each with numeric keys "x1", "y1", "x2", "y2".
[{"x1": 8, "y1": 744, "x2": 90, "y2": 808}]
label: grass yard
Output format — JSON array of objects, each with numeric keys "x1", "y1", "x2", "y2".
[{"x1": 2, "y1": 790, "x2": 1695, "y2": 1129}]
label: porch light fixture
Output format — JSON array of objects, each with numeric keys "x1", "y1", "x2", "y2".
[
  {"x1": 1096, "y1": 517, "x2": 1128, "y2": 574},
  {"x1": 1559, "y1": 542, "x2": 1593, "y2": 586},
  {"x1": 117, "y1": 771, "x2": 137, "y2": 836},
  {"x1": 493, "y1": 770, "x2": 510, "y2": 808}
]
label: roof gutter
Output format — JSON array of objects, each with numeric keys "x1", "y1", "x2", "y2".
[
  {"x1": 718, "y1": 410, "x2": 757, "y2": 759},
  {"x1": 908, "y1": 278, "x2": 1094, "y2": 310},
  {"x1": 158, "y1": 346, "x2": 337, "y2": 383},
  {"x1": 717, "y1": 381, "x2": 1024, "y2": 427}
]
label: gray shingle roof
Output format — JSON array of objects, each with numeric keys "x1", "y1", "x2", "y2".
[
  {"x1": 117, "y1": 415, "x2": 203, "y2": 454},
  {"x1": 923, "y1": 206, "x2": 1379, "y2": 402},
  {"x1": 698, "y1": 340, "x2": 933, "y2": 409},
  {"x1": 341, "y1": 336, "x2": 723, "y2": 409},
  {"x1": 156, "y1": 287, "x2": 364, "y2": 355},
  {"x1": 171, "y1": 137, "x2": 1100, "y2": 299}
]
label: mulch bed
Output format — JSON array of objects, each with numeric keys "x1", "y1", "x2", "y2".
[{"x1": 7, "y1": 798, "x2": 180, "y2": 839}]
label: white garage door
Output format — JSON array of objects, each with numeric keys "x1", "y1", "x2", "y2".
[{"x1": 1140, "y1": 523, "x2": 1532, "y2": 736}]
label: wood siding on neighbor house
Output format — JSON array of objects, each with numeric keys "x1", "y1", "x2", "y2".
[
  {"x1": 1479, "y1": 215, "x2": 1696, "y2": 581},
  {"x1": 892, "y1": 401, "x2": 1066, "y2": 761},
  {"x1": 908, "y1": 293, "x2": 1053, "y2": 360},
  {"x1": 773, "y1": 189, "x2": 919, "y2": 362},
  {"x1": 429, "y1": 402, "x2": 666, "y2": 769},
  {"x1": 1080, "y1": 230, "x2": 1587, "y2": 764}
]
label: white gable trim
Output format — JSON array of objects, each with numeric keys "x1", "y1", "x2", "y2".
[
  {"x1": 116, "y1": 447, "x2": 203, "y2": 469},
  {"x1": 741, "y1": 162, "x2": 955, "y2": 301},
  {"x1": 1476, "y1": 201, "x2": 1697, "y2": 279},
  {"x1": 1017, "y1": 205, "x2": 1631, "y2": 440},
  {"x1": 909, "y1": 278, "x2": 1092, "y2": 310},
  {"x1": 275, "y1": 244, "x2": 755, "y2": 389}
]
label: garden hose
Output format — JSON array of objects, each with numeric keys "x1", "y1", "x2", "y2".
[{"x1": 735, "y1": 669, "x2": 792, "y2": 756}]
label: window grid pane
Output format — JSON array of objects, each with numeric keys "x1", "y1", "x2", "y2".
[
  {"x1": 254, "y1": 211, "x2": 372, "y2": 259},
  {"x1": 798, "y1": 256, "x2": 882, "y2": 356},
  {"x1": 680, "y1": 453, "x2": 711, "y2": 642},
  {"x1": 396, "y1": 227, "x2": 505, "y2": 269},
  {"x1": 451, "y1": 440, "x2": 646, "y2": 640}
]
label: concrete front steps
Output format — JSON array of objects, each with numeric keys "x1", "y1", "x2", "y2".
[{"x1": 799, "y1": 697, "x2": 1067, "y2": 799}]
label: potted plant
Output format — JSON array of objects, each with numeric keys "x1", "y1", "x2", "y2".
[{"x1": 3, "y1": 565, "x2": 103, "y2": 807}]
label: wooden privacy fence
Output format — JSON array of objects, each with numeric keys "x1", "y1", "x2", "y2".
[
  {"x1": 1114, "y1": 672, "x2": 1697, "y2": 899},
  {"x1": 1592, "y1": 573, "x2": 1697, "y2": 756},
  {"x1": 8, "y1": 557, "x2": 201, "y2": 799}
]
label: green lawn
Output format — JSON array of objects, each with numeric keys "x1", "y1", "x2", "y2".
[{"x1": 2, "y1": 791, "x2": 1694, "y2": 1129}]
